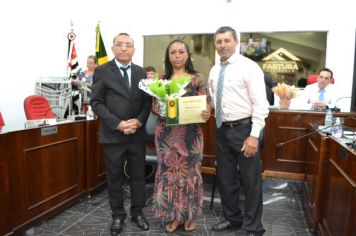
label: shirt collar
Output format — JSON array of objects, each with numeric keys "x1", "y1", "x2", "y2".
[
  {"x1": 319, "y1": 84, "x2": 333, "y2": 91},
  {"x1": 114, "y1": 59, "x2": 131, "y2": 69},
  {"x1": 222, "y1": 51, "x2": 239, "y2": 65}
]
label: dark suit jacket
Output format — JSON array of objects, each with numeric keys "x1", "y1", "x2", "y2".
[
  {"x1": 264, "y1": 75, "x2": 275, "y2": 105},
  {"x1": 91, "y1": 59, "x2": 152, "y2": 144}
]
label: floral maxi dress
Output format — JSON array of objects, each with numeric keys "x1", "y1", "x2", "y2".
[{"x1": 152, "y1": 78, "x2": 205, "y2": 222}]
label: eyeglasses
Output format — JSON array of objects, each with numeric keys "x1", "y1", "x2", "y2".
[{"x1": 114, "y1": 43, "x2": 134, "y2": 49}]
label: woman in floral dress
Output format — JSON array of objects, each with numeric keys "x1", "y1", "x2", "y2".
[{"x1": 151, "y1": 39, "x2": 211, "y2": 232}]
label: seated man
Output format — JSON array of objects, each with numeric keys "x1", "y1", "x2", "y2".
[{"x1": 296, "y1": 68, "x2": 336, "y2": 111}]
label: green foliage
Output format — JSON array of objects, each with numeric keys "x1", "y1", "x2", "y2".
[
  {"x1": 148, "y1": 78, "x2": 166, "y2": 99},
  {"x1": 148, "y1": 75, "x2": 192, "y2": 99}
]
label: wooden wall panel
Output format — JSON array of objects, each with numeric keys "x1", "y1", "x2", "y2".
[
  {"x1": 0, "y1": 122, "x2": 86, "y2": 235},
  {"x1": 23, "y1": 138, "x2": 80, "y2": 211},
  {"x1": 201, "y1": 116, "x2": 216, "y2": 175},
  {"x1": 86, "y1": 120, "x2": 106, "y2": 194},
  {"x1": 318, "y1": 139, "x2": 356, "y2": 236},
  {"x1": 262, "y1": 109, "x2": 356, "y2": 179}
]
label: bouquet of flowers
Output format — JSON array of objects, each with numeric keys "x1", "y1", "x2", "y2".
[
  {"x1": 272, "y1": 83, "x2": 298, "y2": 109},
  {"x1": 139, "y1": 75, "x2": 192, "y2": 116},
  {"x1": 272, "y1": 83, "x2": 298, "y2": 99}
]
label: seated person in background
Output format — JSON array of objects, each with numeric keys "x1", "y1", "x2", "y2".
[
  {"x1": 77, "y1": 55, "x2": 98, "y2": 100},
  {"x1": 297, "y1": 77, "x2": 307, "y2": 88},
  {"x1": 298, "y1": 68, "x2": 336, "y2": 111},
  {"x1": 145, "y1": 66, "x2": 156, "y2": 79},
  {"x1": 66, "y1": 55, "x2": 98, "y2": 117}
]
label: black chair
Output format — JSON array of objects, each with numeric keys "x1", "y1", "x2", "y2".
[
  {"x1": 91, "y1": 113, "x2": 159, "y2": 205},
  {"x1": 143, "y1": 112, "x2": 159, "y2": 180},
  {"x1": 124, "y1": 112, "x2": 158, "y2": 180}
]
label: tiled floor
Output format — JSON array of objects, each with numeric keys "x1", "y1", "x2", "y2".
[{"x1": 26, "y1": 177, "x2": 313, "y2": 236}]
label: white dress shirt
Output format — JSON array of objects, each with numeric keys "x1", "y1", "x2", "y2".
[
  {"x1": 208, "y1": 52, "x2": 269, "y2": 138},
  {"x1": 296, "y1": 83, "x2": 337, "y2": 110},
  {"x1": 115, "y1": 59, "x2": 132, "y2": 87}
]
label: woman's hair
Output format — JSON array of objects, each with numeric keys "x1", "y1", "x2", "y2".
[
  {"x1": 163, "y1": 39, "x2": 197, "y2": 79},
  {"x1": 88, "y1": 55, "x2": 98, "y2": 64}
]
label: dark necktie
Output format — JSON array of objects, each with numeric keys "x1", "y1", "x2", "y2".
[
  {"x1": 215, "y1": 63, "x2": 227, "y2": 128},
  {"x1": 120, "y1": 65, "x2": 130, "y2": 88}
]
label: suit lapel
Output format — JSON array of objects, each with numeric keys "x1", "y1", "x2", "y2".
[
  {"x1": 108, "y1": 60, "x2": 131, "y2": 98},
  {"x1": 130, "y1": 64, "x2": 141, "y2": 98}
]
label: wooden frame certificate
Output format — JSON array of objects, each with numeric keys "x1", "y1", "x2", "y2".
[{"x1": 166, "y1": 95, "x2": 206, "y2": 125}]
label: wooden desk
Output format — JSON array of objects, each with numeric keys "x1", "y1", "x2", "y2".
[
  {"x1": 318, "y1": 137, "x2": 356, "y2": 236},
  {"x1": 0, "y1": 120, "x2": 106, "y2": 236},
  {"x1": 0, "y1": 115, "x2": 215, "y2": 235},
  {"x1": 303, "y1": 125, "x2": 328, "y2": 231},
  {"x1": 85, "y1": 119, "x2": 106, "y2": 194},
  {"x1": 261, "y1": 109, "x2": 356, "y2": 180},
  {"x1": 301, "y1": 125, "x2": 356, "y2": 235},
  {"x1": 201, "y1": 116, "x2": 217, "y2": 175}
]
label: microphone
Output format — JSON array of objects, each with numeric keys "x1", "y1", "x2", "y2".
[
  {"x1": 276, "y1": 124, "x2": 332, "y2": 148},
  {"x1": 39, "y1": 108, "x2": 57, "y2": 126},
  {"x1": 332, "y1": 96, "x2": 352, "y2": 112}
]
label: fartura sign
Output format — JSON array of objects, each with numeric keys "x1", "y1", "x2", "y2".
[
  {"x1": 262, "y1": 61, "x2": 299, "y2": 73},
  {"x1": 262, "y1": 48, "x2": 300, "y2": 73}
]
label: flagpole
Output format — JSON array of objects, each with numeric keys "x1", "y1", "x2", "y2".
[
  {"x1": 95, "y1": 22, "x2": 109, "y2": 65},
  {"x1": 67, "y1": 20, "x2": 74, "y2": 117},
  {"x1": 67, "y1": 20, "x2": 74, "y2": 78}
]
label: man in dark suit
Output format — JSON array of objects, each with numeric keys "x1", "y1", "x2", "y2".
[{"x1": 91, "y1": 33, "x2": 152, "y2": 236}]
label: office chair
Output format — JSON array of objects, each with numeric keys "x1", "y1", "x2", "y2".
[
  {"x1": 24, "y1": 95, "x2": 56, "y2": 120},
  {"x1": 307, "y1": 74, "x2": 318, "y2": 85},
  {"x1": 144, "y1": 112, "x2": 159, "y2": 178},
  {"x1": 124, "y1": 112, "x2": 158, "y2": 178},
  {"x1": 307, "y1": 74, "x2": 335, "y2": 85},
  {"x1": 123, "y1": 112, "x2": 158, "y2": 200},
  {"x1": 0, "y1": 112, "x2": 4, "y2": 127},
  {"x1": 0, "y1": 112, "x2": 4, "y2": 132}
]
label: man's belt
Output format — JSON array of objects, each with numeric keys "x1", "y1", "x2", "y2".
[{"x1": 222, "y1": 117, "x2": 252, "y2": 128}]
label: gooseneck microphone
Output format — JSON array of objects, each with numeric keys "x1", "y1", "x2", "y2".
[
  {"x1": 38, "y1": 108, "x2": 57, "y2": 126},
  {"x1": 276, "y1": 125, "x2": 333, "y2": 148},
  {"x1": 333, "y1": 96, "x2": 352, "y2": 112}
]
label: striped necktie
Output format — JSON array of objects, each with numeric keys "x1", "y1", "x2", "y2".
[
  {"x1": 319, "y1": 88, "x2": 325, "y2": 102},
  {"x1": 215, "y1": 63, "x2": 227, "y2": 128}
]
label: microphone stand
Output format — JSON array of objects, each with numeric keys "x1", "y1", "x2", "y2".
[
  {"x1": 38, "y1": 108, "x2": 56, "y2": 126},
  {"x1": 332, "y1": 96, "x2": 352, "y2": 113},
  {"x1": 276, "y1": 124, "x2": 333, "y2": 148}
]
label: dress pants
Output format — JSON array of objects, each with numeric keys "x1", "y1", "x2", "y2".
[
  {"x1": 103, "y1": 141, "x2": 146, "y2": 219},
  {"x1": 216, "y1": 123, "x2": 264, "y2": 232}
]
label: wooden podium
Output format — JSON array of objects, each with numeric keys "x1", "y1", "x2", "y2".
[
  {"x1": 302, "y1": 126, "x2": 356, "y2": 235},
  {"x1": 261, "y1": 109, "x2": 356, "y2": 180}
]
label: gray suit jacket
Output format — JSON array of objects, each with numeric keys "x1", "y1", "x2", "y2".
[{"x1": 91, "y1": 59, "x2": 152, "y2": 144}]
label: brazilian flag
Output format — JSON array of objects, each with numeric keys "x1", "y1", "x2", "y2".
[{"x1": 95, "y1": 24, "x2": 109, "y2": 65}]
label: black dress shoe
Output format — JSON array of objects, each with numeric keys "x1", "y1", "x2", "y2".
[
  {"x1": 212, "y1": 219, "x2": 242, "y2": 231},
  {"x1": 131, "y1": 215, "x2": 150, "y2": 231},
  {"x1": 246, "y1": 229, "x2": 266, "y2": 236},
  {"x1": 110, "y1": 218, "x2": 124, "y2": 235}
]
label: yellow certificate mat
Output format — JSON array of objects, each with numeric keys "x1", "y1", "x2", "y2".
[{"x1": 166, "y1": 95, "x2": 206, "y2": 125}]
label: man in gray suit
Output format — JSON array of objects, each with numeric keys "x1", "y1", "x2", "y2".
[{"x1": 91, "y1": 33, "x2": 152, "y2": 236}]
